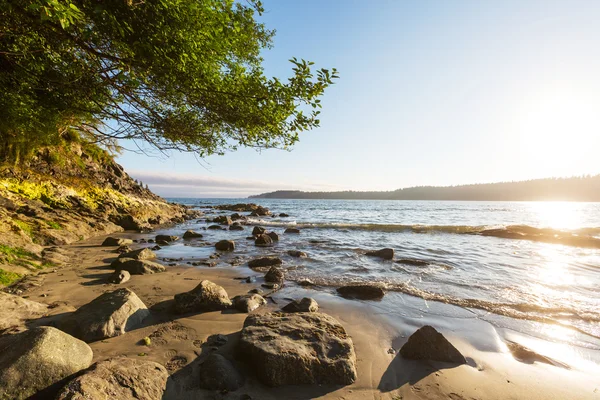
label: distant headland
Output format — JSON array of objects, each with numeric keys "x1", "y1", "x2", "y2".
[{"x1": 249, "y1": 175, "x2": 600, "y2": 202}]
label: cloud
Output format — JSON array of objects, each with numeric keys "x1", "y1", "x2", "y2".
[{"x1": 127, "y1": 170, "x2": 341, "y2": 198}]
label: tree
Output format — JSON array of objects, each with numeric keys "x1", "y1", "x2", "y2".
[{"x1": 0, "y1": 0, "x2": 338, "y2": 162}]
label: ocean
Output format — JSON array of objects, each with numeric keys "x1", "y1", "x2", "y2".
[{"x1": 158, "y1": 198, "x2": 600, "y2": 366}]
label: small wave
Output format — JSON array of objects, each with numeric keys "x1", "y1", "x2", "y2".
[
  {"x1": 288, "y1": 277, "x2": 600, "y2": 339},
  {"x1": 247, "y1": 218, "x2": 600, "y2": 248}
]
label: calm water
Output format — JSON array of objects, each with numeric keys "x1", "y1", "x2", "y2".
[{"x1": 160, "y1": 199, "x2": 600, "y2": 353}]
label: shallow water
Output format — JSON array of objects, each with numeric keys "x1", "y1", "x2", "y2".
[{"x1": 157, "y1": 199, "x2": 600, "y2": 362}]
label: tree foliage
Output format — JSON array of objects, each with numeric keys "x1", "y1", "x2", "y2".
[{"x1": 0, "y1": 0, "x2": 338, "y2": 162}]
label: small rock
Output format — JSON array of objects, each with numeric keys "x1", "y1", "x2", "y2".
[
  {"x1": 155, "y1": 234, "x2": 179, "y2": 243},
  {"x1": 282, "y1": 297, "x2": 318, "y2": 313},
  {"x1": 252, "y1": 226, "x2": 266, "y2": 235},
  {"x1": 297, "y1": 279, "x2": 316, "y2": 287},
  {"x1": 267, "y1": 231, "x2": 279, "y2": 241},
  {"x1": 261, "y1": 283, "x2": 279, "y2": 290},
  {"x1": 198, "y1": 354, "x2": 244, "y2": 391},
  {"x1": 246, "y1": 236, "x2": 256, "y2": 240},
  {"x1": 119, "y1": 248, "x2": 156, "y2": 260},
  {"x1": 183, "y1": 230, "x2": 203, "y2": 239},
  {"x1": 156, "y1": 240, "x2": 169, "y2": 246},
  {"x1": 248, "y1": 256, "x2": 282, "y2": 269},
  {"x1": 116, "y1": 245, "x2": 132, "y2": 254},
  {"x1": 264, "y1": 266, "x2": 284, "y2": 283},
  {"x1": 399, "y1": 325, "x2": 466, "y2": 364},
  {"x1": 245, "y1": 276, "x2": 256, "y2": 283},
  {"x1": 279, "y1": 213, "x2": 289, "y2": 217},
  {"x1": 233, "y1": 294, "x2": 267, "y2": 313},
  {"x1": 102, "y1": 237, "x2": 133, "y2": 247},
  {"x1": 110, "y1": 270, "x2": 131, "y2": 284},
  {"x1": 151, "y1": 245, "x2": 162, "y2": 251},
  {"x1": 207, "y1": 225, "x2": 224, "y2": 230},
  {"x1": 215, "y1": 240, "x2": 235, "y2": 251},
  {"x1": 284, "y1": 228, "x2": 301, "y2": 234},
  {"x1": 248, "y1": 288, "x2": 263, "y2": 294},
  {"x1": 174, "y1": 280, "x2": 232, "y2": 313},
  {"x1": 213, "y1": 215, "x2": 233, "y2": 225},
  {"x1": 337, "y1": 285, "x2": 385, "y2": 300},
  {"x1": 255, "y1": 234, "x2": 273, "y2": 247},
  {"x1": 365, "y1": 248, "x2": 394, "y2": 260},
  {"x1": 287, "y1": 250, "x2": 307, "y2": 258},
  {"x1": 111, "y1": 259, "x2": 166, "y2": 274},
  {"x1": 229, "y1": 223, "x2": 244, "y2": 231}
]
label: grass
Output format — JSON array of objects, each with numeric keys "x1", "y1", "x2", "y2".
[
  {"x1": 0, "y1": 244, "x2": 37, "y2": 261},
  {"x1": 45, "y1": 220, "x2": 62, "y2": 229},
  {"x1": 14, "y1": 220, "x2": 34, "y2": 237},
  {"x1": 0, "y1": 269, "x2": 22, "y2": 286}
]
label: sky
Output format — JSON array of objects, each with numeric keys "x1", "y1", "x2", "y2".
[{"x1": 117, "y1": 0, "x2": 600, "y2": 198}]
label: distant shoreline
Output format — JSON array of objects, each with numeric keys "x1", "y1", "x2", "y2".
[{"x1": 249, "y1": 175, "x2": 600, "y2": 202}]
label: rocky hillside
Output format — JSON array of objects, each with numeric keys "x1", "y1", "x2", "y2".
[{"x1": 0, "y1": 142, "x2": 198, "y2": 285}]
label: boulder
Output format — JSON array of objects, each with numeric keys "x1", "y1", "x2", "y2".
[
  {"x1": 198, "y1": 354, "x2": 244, "y2": 392},
  {"x1": 155, "y1": 234, "x2": 179, "y2": 243},
  {"x1": 183, "y1": 230, "x2": 203, "y2": 239},
  {"x1": 399, "y1": 325, "x2": 466, "y2": 364},
  {"x1": 57, "y1": 288, "x2": 150, "y2": 342},
  {"x1": 254, "y1": 234, "x2": 273, "y2": 247},
  {"x1": 282, "y1": 297, "x2": 318, "y2": 313},
  {"x1": 365, "y1": 248, "x2": 394, "y2": 260},
  {"x1": 118, "y1": 248, "x2": 156, "y2": 260},
  {"x1": 109, "y1": 270, "x2": 131, "y2": 284},
  {"x1": 0, "y1": 327, "x2": 93, "y2": 399},
  {"x1": 287, "y1": 250, "x2": 307, "y2": 258},
  {"x1": 207, "y1": 225, "x2": 224, "y2": 230},
  {"x1": 252, "y1": 226, "x2": 266, "y2": 235},
  {"x1": 0, "y1": 292, "x2": 48, "y2": 333},
  {"x1": 215, "y1": 240, "x2": 235, "y2": 251},
  {"x1": 174, "y1": 280, "x2": 232, "y2": 314},
  {"x1": 111, "y1": 258, "x2": 166, "y2": 274},
  {"x1": 233, "y1": 294, "x2": 267, "y2": 313},
  {"x1": 102, "y1": 237, "x2": 133, "y2": 247},
  {"x1": 264, "y1": 266, "x2": 284, "y2": 283},
  {"x1": 238, "y1": 312, "x2": 357, "y2": 386},
  {"x1": 248, "y1": 256, "x2": 282, "y2": 269},
  {"x1": 267, "y1": 231, "x2": 279, "y2": 241},
  {"x1": 284, "y1": 228, "x2": 301, "y2": 234},
  {"x1": 55, "y1": 357, "x2": 168, "y2": 400},
  {"x1": 213, "y1": 215, "x2": 233, "y2": 225},
  {"x1": 337, "y1": 285, "x2": 385, "y2": 300}
]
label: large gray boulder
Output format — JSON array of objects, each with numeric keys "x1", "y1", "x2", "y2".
[
  {"x1": 174, "y1": 280, "x2": 232, "y2": 314},
  {"x1": 248, "y1": 256, "x2": 282, "y2": 270},
  {"x1": 118, "y1": 247, "x2": 156, "y2": 260},
  {"x1": 0, "y1": 292, "x2": 48, "y2": 333},
  {"x1": 111, "y1": 258, "x2": 166, "y2": 274},
  {"x1": 56, "y1": 357, "x2": 168, "y2": 400},
  {"x1": 238, "y1": 312, "x2": 357, "y2": 386},
  {"x1": 57, "y1": 288, "x2": 150, "y2": 342},
  {"x1": 102, "y1": 237, "x2": 133, "y2": 247},
  {"x1": 399, "y1": 325, "x2": 466, "y2": 364},
  {"x1": 0, "y1": 327, "x2": 93, "y2": 400},
  {"x1": 198, "y1": 354, "x2": 244, "y2": 391}
]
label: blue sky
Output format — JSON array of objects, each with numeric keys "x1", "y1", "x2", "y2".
[{"x1": 118, "y1": 0, "x2": 600, "y2": 198}]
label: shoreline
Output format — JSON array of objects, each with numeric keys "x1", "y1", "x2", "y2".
[{"x1": 8, "y1": 231, "x2": 600, "y2": 399}]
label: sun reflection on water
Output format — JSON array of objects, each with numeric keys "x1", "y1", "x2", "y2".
[{"x1": 527, "y1": 201, "x2": 582, "y2": 231}]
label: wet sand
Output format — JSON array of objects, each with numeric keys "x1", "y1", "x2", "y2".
[{"x1": 18, "y1": 233, "x2": 600, "y2": 399}]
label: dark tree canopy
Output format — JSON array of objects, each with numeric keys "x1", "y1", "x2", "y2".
[{"x1": 0, "y1": 0, "x2": 338, "y2": 163}]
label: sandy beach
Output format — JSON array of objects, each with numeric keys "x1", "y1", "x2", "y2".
[{"x1": 8, "y1": 232, "x2": 597, "y2": 400}]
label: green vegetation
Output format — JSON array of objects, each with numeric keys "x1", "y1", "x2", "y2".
[
  {"x1": 0, "y1": 269, "x2": 22, "y2": 286},
  {"x1": 0, "y1": 244, "x2": 37, "y2": 261},
  {"x1": 13, "y1": 220, "x2": 35, "y2": 237},
  {"x1": 0, "y1": 0, "x2": 338, "y2": 164},
  {"x1": 142, "y1": 336, "x2": 152, "y2": 346},
  {"x1": 45, "y1": 220, "x2": 62, "y2": 230}
]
